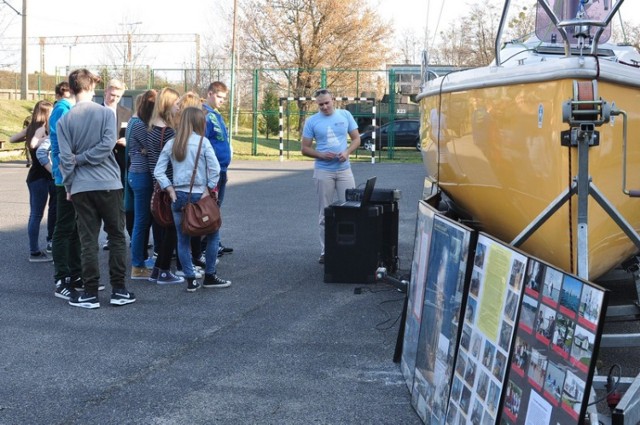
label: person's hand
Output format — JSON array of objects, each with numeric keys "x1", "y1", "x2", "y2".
[
  {"x1": 319, "y1": 151, "x2": 337, "y2": 161},
  {"x1": 166, "y1": 186, "x2": 177, "y2": 202},
  {"x1": 116, "y1": 137, "x2": 126, "y2": 147},
  {"x1": 337, "y1": 149, "x2": 350, "y2": 162}
]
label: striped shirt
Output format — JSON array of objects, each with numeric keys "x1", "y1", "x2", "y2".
[
  {"x1": 126, "y1": 117, "x2": 148, "y2": 174},
  {"x1": 147, "y1": 125, "x2": 174, "y2": 182}
]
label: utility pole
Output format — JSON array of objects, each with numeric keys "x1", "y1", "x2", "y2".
[
  {"x1": 20, "y1": 0, "x2": 27, "y2": 99},
  {"x1": 229, "y1": 0, "x2": 238, "y2": 137},
  {"x1": 119, "y1": 21, "x2": 142, "y2": 89}
]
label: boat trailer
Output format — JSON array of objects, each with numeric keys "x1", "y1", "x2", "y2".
[{"x1": 511, "y1": 79, "x2": 640, "y2": 425}]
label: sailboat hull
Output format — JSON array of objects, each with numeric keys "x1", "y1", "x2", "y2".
[{"x1": 419, "y1": 57, "x2": 640, "y2": 279}]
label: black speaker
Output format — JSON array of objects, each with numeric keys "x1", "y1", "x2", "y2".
[
  {"x1": 324, "y1": 205, "x2": 383, "y2": 283},
  {"x1": 379, "y1": 202, "x2": 399, "y2": 273}
]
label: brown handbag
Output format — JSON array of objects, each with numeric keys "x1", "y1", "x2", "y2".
[
  {"x1": 181, "y1": 136, "x2": 222, "y2": 237},
  {"x1": 150, "y1": 127, "x2": 174, "y2": 227}
]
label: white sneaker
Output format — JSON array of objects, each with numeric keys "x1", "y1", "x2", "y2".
[{"x1": 176, "y1": 269, "x2": 203, "y2": 279}]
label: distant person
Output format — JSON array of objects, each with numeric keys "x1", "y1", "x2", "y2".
[
  {"x1": 146, "y1": 87, "x2": 183, "y2": 284},
  {"x1": 301, "y1": 88, "x2": 360, "y2": 264},
  {"x1": 154, "y1": 107, "x2": 231, "y2": 292},
  {"x1": 35, "y1": 81, "x2": 72, "y2": 253},
  {"x1": 49, "y1": 80, "x2": 84, "y2": 301},
  {"x1": 8, "y1": 113, "x2": 32, "y2": 167},
  {"x1": 176, "y1": 91, "x2": 207, "y2": 277},
  {"x1": 203, "y1": 82, "x2": 233, "y2": 257},
  {"x1": 127, "y1": 89, "x2": 157, "y2": 280},
  {"x1": 102, "y1": 79, "x2": 133, "y2": 249},
  {"x1": 23, "y1": 100, "x2": 55, "y2": 262},
  {"x1": 57, "y1": 68, "x2": 135, "y2": 309}
]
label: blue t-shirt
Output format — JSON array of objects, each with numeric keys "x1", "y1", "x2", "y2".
[{"x1": 302, "y1": 109, "x2": 358, "y2": 171}]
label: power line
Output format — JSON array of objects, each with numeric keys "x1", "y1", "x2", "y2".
[{"x1": 1, "y1": 0, "x2": 21, "y2": 15}]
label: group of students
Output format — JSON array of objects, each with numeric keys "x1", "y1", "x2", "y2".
[{"x1": 15, "y1": 68, "x2": 234, "y2": 309}]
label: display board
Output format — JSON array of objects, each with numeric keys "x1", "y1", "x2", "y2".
[
  {"x1": 446, "y1": 233, "x2": 527, "y2": 425},
  {"x1": 499, "y1": 258, "x2": 608, "y2": 424},
  {"x1": 401, "y1": 201, "x2": 437, "y2": 390},
  {"x1": 411, "y1": 213, "x2": 475, "y2": 424}
]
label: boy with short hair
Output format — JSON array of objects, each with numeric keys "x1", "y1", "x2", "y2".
[{"x1": 57, "y1": 69, "x2": 135, "y2": 309}]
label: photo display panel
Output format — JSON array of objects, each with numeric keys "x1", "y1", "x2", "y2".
[
  {"x1": 446, "y1": 233, "x2": 527, "y2": 425},
  {"x1": 401, "y1": 201, "x2": 437, "y2": 391},
  {"x1": 411, "y1": 213, "x2": 474, "y2": 424},
  {"x1": 499, "y1": 258, "x2": 608, "y2": 425}
]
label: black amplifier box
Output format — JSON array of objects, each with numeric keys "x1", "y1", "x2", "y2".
[{"x1": 345, "y1": 188, "x2": 401, "y2": 203}]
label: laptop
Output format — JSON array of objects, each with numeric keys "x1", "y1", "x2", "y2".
[{"x1": 334, "y1": 177, "x2": 377, "y2": 208}]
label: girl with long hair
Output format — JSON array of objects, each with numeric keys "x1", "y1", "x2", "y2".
[
  {"x1": 127, "y1": 89, "x2": 157, "y2": 279},
  {"x1": 154, "y1": 107, "x2": 231, "y2": 292},
  {"x1": 25, "y1": 100, "x2": 56, "y2": 262},
  {"x1": 145, "y1": 87, "x2": 182, "y2": 284}
]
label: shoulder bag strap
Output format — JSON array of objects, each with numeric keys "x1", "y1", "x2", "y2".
[{"x1": 187, "y1": 135, "x2": 205, "y2": 202}]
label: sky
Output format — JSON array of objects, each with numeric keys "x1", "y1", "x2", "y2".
[{"x1": 1, "y1": 0, "x2": 639, "y2": 75}]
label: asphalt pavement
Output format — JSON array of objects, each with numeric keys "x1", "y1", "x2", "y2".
[{"x1": 0, "y1": 159, "x2": 426, "y2": 425}]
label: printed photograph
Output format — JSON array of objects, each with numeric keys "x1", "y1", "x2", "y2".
[
  {"x1": 504, "y1": 290, "x2": 519, "y2": 323},
  {"x1": 504, "y1": 380, "x2": 523, "y2": 419},
  {"x1": 482, "y1": 340, "x2": 496, "y2": 369},
  {"x1": 456, "y1": 352, "x2": 468, "y2": 379},
  {"x1": 486, "y1": 381, "x2": 501, "y2": 415},
  {"x1": 470, "y1": 269, "x2": 481, "y2": 297},
  {"x1": 519, "y1": 295, "x2": 539, "y2": 332},
  {"x1": 508, "y1": 258, "x2": 525, "y2": 292},
  {"x1": 470, "y1": 398, "x2": 484, "y2": 425},
  {"x1": 476, "y1": 370, "x2": 490, "y2": 402},
  {"x1": 543, "y1": 361, "x2": 566, "y2": 402},
  {"x1": 465, "y1": 296, "x2": 478, "y2": 324},
  {"x1": 460, "y1": 385, "x2": 472, "y2": 415},
  {"x1": 474, "y1": 242, "x2": 487, "y2": 269},
  {"x1": 451, "y1": 376, "x2": 464, "y2": 403},
  {"x1": 535, "y1": 303, "x2": 557, "y2": 341},
  {"x1": 571, "y1": 325, "x2": 596, "y2": 369},
  {"x1": 526, "y1": 348, "x2": 547, "y2": 389},
  {"x1": 525, "y1": 260, "x2": 544, "y2": 294},
  {"x1": 552, "y1": 314, "x2": 575, "y2": 357},
  {"x1": 492, "y1": 350, "x2": 507, "y2": 381},
  {"x1": 512, "y1": 336, "x2": 529, "y2": 372},
  {"x1": 461, "y1": 324, "x2": 472, "y2": 352},
  {"x1": 542, "y1": 267, "x2": 563, "y2": 306},
  {"x1": 579, "y1": 284, "x2": 604, "y2": 328},
  {"x1": 562, "y1": 370, "x2": 586, "y2": 418},
  {"x1": 499, "y1": 321, "x2": 514, "y2": 352},
  {"x1": 559, "y1": 275, "x2": 583, "y2": 318},
  {"x1": 470, "y1": 331, "x2": 483, "y2": 359}
]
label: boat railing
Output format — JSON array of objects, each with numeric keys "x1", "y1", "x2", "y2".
[{"x1": 495, "y1": 0, "x2": 626, "y2": 64}]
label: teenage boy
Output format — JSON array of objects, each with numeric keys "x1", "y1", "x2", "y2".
[
  {"x1": 49, "y1": 82, "x2": 83, "y2": 300},
  {"x1": 203, "y1": 81, "x2": 234, "y2": 256},
  {"x1": 57, "y1": 69, "x2": 135, "y2": 309}
]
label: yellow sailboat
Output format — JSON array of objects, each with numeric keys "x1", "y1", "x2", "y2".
[{"x1": 419, "y1": 0, "x2": 640, "y2": 280}]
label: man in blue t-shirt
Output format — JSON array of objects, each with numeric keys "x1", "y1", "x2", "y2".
[{"x1": 301, "y1": 88, "x2": 361, "y2": 264}]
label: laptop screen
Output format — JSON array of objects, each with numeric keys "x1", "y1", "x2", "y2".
[{"x1": 360, "y1": 177, "x2": 377, "y2": 207}]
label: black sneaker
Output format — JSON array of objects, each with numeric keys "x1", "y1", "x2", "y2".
[
  {"x1": 71, "y1": 276, "x2": 84, "y2": 291},
  {"x1": 192, "y1": 255, "x2": 206, "y2": 269},
  {"x1": 202, "y1": 274, "x2": 231, "y2": 289},
  {"x1": 68, "y1": 292, "x2": 100, "y2": 309},
  {"x1": 46, "y1": 240, "x2": 53, "y2": 253},
  {"x1": 220, "y1": 244, "x2": 233, "y2": 254},
  {"x1": 54, "y1": 278, "x2": 79, "y2": 301},
  {"x1": 29, "y1": 250, "x2": 53, "y2": 263},
  {"x1": 186, "y1": 278, "x2": 200, "y2": 293},
  {"x1": 110, "y1": 288, "x2": 136, "y2": 306}
]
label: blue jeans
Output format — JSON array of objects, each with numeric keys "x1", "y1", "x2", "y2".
[
  {"x1": 172, "y1": 191, "x2": 220, "y2": 279},
  {"x1": 27, "y1": 178, "x2": 55, "y2": 253},
  {"x1": 128, "y1": 172, "x2": 153, "y2": 267}
]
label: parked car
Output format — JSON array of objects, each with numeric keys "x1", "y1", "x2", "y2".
[{"x1": 359, "y1": 119, "x2": 421, "y2": 151}]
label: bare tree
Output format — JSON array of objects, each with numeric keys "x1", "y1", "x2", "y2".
[{"x1": 238, "y1": 0, "x2": 395, "y2": 103}]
